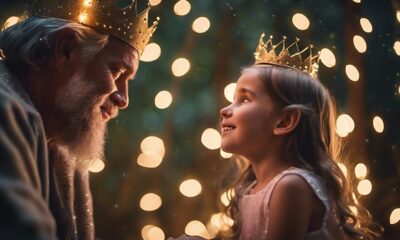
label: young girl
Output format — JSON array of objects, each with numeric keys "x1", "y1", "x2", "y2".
[{"x1": 219, "y1": 34, "x2": 381, "y2": 240}]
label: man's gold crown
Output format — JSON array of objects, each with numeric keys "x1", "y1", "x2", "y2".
[
  {"x1": 28, "y1": 0, "x2": 159, "y2": 55},
  {"x1": 254, "y1": 33, "x2": 320, "y2": 79}
]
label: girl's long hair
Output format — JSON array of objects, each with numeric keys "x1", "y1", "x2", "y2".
[{"x1": 222, "y1": 64, "x2": 382, "y2": 239}]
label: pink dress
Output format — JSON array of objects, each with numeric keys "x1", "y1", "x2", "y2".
[{"x1": 238, "y1": 167, "x2": 341, "y2": 240}]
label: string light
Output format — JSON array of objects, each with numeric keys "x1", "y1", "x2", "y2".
[
  {"x1": 353, "y1": 35, "x2": 367, "y2": 53},
  {"x1": 89, "y1": 159, "x2": 105, "y2": 173},
  {"x1": 149, "y1": 0, "x2": 162, "y2": 6},
  {"x1": 174, "y1": 0, "x2": 191, "y2": 16},
  {"x1": 220, "y1": 189, "x2": 234, "y2": 206},
  {"x1": 345, "y1": 64, "x2": 360, "y2": 82},
  {"x1": 372, "y1": 116, "x2": 384, "y2": 133},
  {"x1": 220, "y1": 149, "x2": 233, "y2": 159},
  {"x1": 336, "y1": 114, "x2": 355, "y2": 137},
  {"x1": 389, "y1": 208, "x2": 400, "y2": 224},
  {"x1": 192, "y1": 17, "x2": 211, "y2": 33},
  {"x1": 141, "y1": 43, "x2": 161, "y2": 62},
  {"x1": 320, "y1": 48, "x2": 336, "y2": 68},
  {"x1": 140, "y1": 193, "x2": 162, "y2": 211},
  {"x1": 397, "y1": 10, "x2": 400, "y2": 23},
  {"x1": 141, "y1": 225, "x2": 165, "y2": 240},
  {"x1": 179, "y1": 179, "x2": 202, "y2": 197},
  {"x1": 355, "y1": 163, "x2": 368, "y2": 179},
  {"x1": 154, "y1": 90, "x2": 173, "y2": 109},
  {"x1": 292, "y1": 13, "x2": 310, "y2": 31},
  {"x1": 171, "y1": 58, "x2": 191, "y2": 77},
  {"x1": 184, "y1": 220, "x2": 209, "y2": 239},
  {"x1": 357, "y1": 179, "x2": 372, "y2": 195},
  {"x1": 201, "y1": 128, "x2": 221, "y2": 150},
  {"x1": 137, "y1": 152, "x2": 163, "y2": 168},
  {"x1": 140, "y1": 136, "x2": 165, "y2": 158},
  {"x1": 338, "y1": 162, "x2": 348, "y2": 177},
  {"x1": 224, "y1": 83, "x2": 236, "y2": 103},
  {"x1": 394, "y1": 41, "x2": 400, "y2": 56},
  {"x1": 352, "y1": 0, "x2": 361, "y2": 3},
  {"x1": 360, "y1": 18, "x2": 373, "y2": 33}
]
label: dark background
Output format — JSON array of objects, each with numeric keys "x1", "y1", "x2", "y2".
[{"x1": 1, "y1": 0, "x2": 399, "y2": 239}]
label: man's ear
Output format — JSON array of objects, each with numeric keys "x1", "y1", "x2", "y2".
[
  {"x1": 273, "y1": 108, "x2": 301, "y2": 136},
  {"x1": 52, "y1": 28, "x2": 80, "y2": 67}
]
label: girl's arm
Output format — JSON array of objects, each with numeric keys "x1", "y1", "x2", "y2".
[{"x1": 266, "y1": 174, "x2": 317, "y2": 240}]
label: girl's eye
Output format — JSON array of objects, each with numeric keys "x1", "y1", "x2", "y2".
[{"x1": 241, "y1": 97, "x2": 250, "y2": 103}]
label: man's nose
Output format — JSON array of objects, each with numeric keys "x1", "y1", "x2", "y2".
[{"x1": 110, "y1": 88, "x2": 129, "y2": 109}]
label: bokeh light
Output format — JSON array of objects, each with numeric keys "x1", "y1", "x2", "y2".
[
  {"x1": 137, "y1": 152, "x2": 163, "y2": 168},
  {"x1": 224, "y1": 83, "x2": 236, "y2": 103},
  {"x1": 320, "y1": 48, "x2": 336, "y2": 68},
  {"x1": 353, "y1": 35, "x2": 367, "y2": 53},
  {"x1": 172, "y1": 58, "x2": 191, "y2": 77},
  {"x1": 174, "y1": 0, "x2": 191, "y2": 16},
  {"x1": 140, "y1": 193, "x2": 162, "y2": 211},
  {"x1": 149, "y1": 0, "x2": 162, "y2": 6},
  {"x1": 220, "y1": 188, "x2": 234, "y2": 207},
  {"x1": 394, "y1": 41, "x2": 400, "y2": 56},
  {"x1": 2, "y1": 16, "x2": 19, "y2": 30},
  {"x1": 338, "y1": 162, "x2": 348, "y2": 177},
  {"x1": 353, "y1": 0, "x2": 361, "y2": 3},
  {"x1": 336, "y1": 114, "x2": 355, "y2": 137},
  {"x1": 89, "y1": 159, "x2": 105, "y2": 173},
  {"x1": 355, "y1": 163, "x2": 368, "y2": 179},
  {"x1": 140, "y1": 136, "x2": 165, "y2": 158},
  {"x1": 192, "y1": 17, "x2": 211, "y2": 33},
  {"x1": 155, "y1": 90, "x2": 173, "y2": 109},
  {"x1": 201, "y1": 128, "x2": 221, "y2": 150},
  {"x1": 345, "y1": 64, "x2": 360, "y2": 82},
  {"x1": 373, "y1": 116, "x2": 384, "y2": 133},
  {"x1": 141, "y1": 225, "x2": 165, "y2": 240},
  {"x1": 350, "y1": 206, "x2": 358, "y2": 216},
  {"x1": 179, "y1": 179, "x2": 202, "y2": 197},
  {"x1": 357, "y1": 179, "x2": 372, "y2": 195},
  {"x1": 397, "y1": 10, "x2": 400, "y2": 23},
  {"x1": 292, "y1": 13, "x2": 310, "y2": 30},
  {"x1": 220, "y1": 149, "x2": 233, "y2": 159},
  {"x1": 360, "y1": 18, "x2": 373, "y2": 33},
  {"x1": 184, "y1": 220, "x2": 209, "y2": 239},
  {"x1": 210, "y1": 213, "x2": 234, "y2": 230},
  {"x1": 390, "y1": 208, "x2": 400, "y2": 224},
  {"x1": 141, "y1": 43, "x2": 161, "y2": 62}
]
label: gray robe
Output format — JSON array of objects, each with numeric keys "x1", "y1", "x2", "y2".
[{"x1": 0, "y1": 61, "x2": 94, "y2": 240}]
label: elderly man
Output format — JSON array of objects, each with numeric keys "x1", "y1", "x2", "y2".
[{"x1": 0, "y1": 0, "x2": 157, "y2": 239}]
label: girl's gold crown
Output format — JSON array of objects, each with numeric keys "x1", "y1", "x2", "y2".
[
  {"x1": 254, "y1": 33, "x2": 320, "y2": 79},
  {"x1": 28, "y1": 0, "x2": 159, "y2": 55}
]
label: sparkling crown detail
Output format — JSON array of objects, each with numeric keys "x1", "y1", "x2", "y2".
[
  {"x1": 254, "y1": 33, "x2": 320, "y2": 79},
  {"x1": 28, "y1": 0, "x2": 159, "y2": 55}
]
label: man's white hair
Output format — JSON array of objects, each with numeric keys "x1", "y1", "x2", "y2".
[{"x1": 0, "y1": 17, "x2": 109, "y2": 70}]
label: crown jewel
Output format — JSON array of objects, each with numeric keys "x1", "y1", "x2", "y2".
[
  {"x1": 28, "y1": 0, "x2": 159, "y2": 55},
  {"x1": 254, "y1": 33, "x2": 320, "y2": 79}
]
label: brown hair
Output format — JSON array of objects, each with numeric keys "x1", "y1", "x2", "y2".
[{"x1": 222, "y1": 64, "x2": 382, "y2": 239}]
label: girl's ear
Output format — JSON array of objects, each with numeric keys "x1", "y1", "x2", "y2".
[{"x1": 273, "y1": 108, "x2": 301, "y2": 136}]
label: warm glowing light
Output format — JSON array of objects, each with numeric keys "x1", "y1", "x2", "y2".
[
  {"x1": 185, "y1": 220, "x2": 209, "y2": 239},
  {"x1": 224, "y1": 83, "x2": 236, "y2": 103},
  {"x1": 140, "y1": 193, "x2": 162, "y2": 211},
  {"x1": 320, "y1": 48, "x2": 336, "y2": 68},
  {"x1": 137, "y1": 152, "x2": 163, "y2": 168},
  {"x1": 350, "y1": 206, "x2": 358, "y2": 216},
  {"x1": 221, "y1": 189, "x2": 234, "y2": 207},
  {"x1": 201, "y1": 128, "x2": 221, "y2": 150},
  {"x1": 140, "y1": 136, "x2": 165, "y2": 158},
  {"x1": 373, "y1": 116, "x2": 384, "y2": 133},
  {"x1": 141, "y1": 43, "x2": 161, "y2": 62},
  {"x1": 141, "y1": 225, "x2": 165, "y2": 240},
  {"x1": 338, "y1": 162, "x2": 348, "y2": 177},
  {"x1": 360, "y1": 18, "x2": 373, "y2": 33},
  {"x1": 192, "y1": 17, "x2": 211, "y2": 33},
  {"x1": 149, "y1": 0, "x2": 162, "y2": 6},
  {"x1": 220, "y1": 149, "x2": 233, "y2": 159},
  {"x1": 345, "y1": 64, "x2": 360, "y2": 82},
  {"x1": 210, "y1": 213, "x2": 234, "y2": 230},
  {"x1": 83, "y1": 0, "x2": 92, "y2": 7},
  {"x1": 155, "y1": 90, "x2": 173, "y2": 109},
  {"x1": 397, "y1": 10, "x2": 400, "y2": 23},
  {"x1": 171, "y1": 58, "x2": 191, "y2": 77},
  {"x1": 179, "y1": 179, "x2": 202, "y2": 197},
  {"x1": 78, "y1": 12, "x2": 88, "y2": 23},
  {"x1": 2, "y1": 16, "x2": 19, "y2": 30},
  {"x1": 292, "y1": 13, "x2": 310, "y2": 31},
  {"x1": 390, "y1": 208, "x2": 400, "y2": 224},
  {"x1": 89, "y1": 159, "x2": 105, "y2": 173},
  {"x1": 394, "y1": 41, "x2": 400, "y2": 56},
  {"x1": 174, "y1": 0, "x2": 191, "y2": 16},
  {"x1": 357, "y1": 179, "x2": 372, "y2": 195},
  {"x1": 336, "y1": 114, "x2": 355, "y2": 137},
  {"x1": 355, "y1": 163, "x2": 368, "y2": 179},
  {"x1": 353, "y1": 0, "x2": 361, "y2": 3},
  {"x1": 353, "y1": 35, "x2": 367, "y2": 53}
]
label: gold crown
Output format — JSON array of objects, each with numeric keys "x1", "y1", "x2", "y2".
[
  {"x1": 254, "y1": 33, "x2": 320, "y2": 79},
  {"x1": 28, "y1": 0, "x2": 159, "y2": 55}
]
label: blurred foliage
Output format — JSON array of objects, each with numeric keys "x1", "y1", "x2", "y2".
[{"x1": 1, "y1": 0, "x2": 400, "y2": 239}]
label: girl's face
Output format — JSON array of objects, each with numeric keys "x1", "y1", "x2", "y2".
[{"x1": 220, "y1": 69, "x2": 281, "y2": 158}]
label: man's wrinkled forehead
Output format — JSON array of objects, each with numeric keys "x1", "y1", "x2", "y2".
[{"x1": 105, "y1": 37, "x2": 139, "y2": 71}]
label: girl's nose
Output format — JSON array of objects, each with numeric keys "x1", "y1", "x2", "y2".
[{"x1": 220, "y1": 105, "x2": 233, "y2": 118}]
